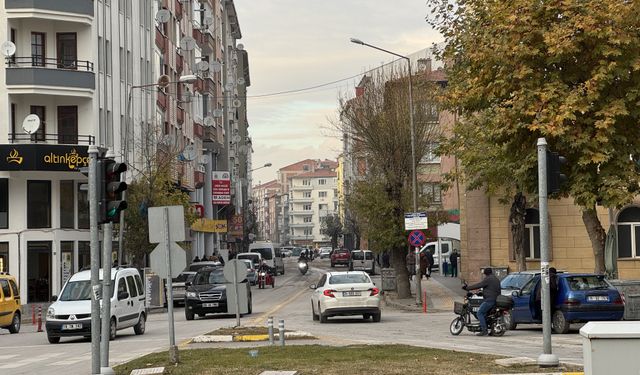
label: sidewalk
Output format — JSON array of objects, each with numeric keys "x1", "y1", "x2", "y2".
[{"x1": 383, "y1": 272, "x2": 466, "y2": 313}]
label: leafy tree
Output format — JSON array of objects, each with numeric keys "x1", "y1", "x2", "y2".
[
  {"x1": 429, "y1": 0, "x2": 640, "y2": 273},
  {"x1": 320, "y1": 214, "x2": 343, "y2": 250}
]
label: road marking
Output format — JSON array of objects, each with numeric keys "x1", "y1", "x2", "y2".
[
  {"x1": 0, "y1": 354, "x2": 18, "y2": 360},
  {"x1": 249, "y1": 286, "x2": 309, "y2": 325}
]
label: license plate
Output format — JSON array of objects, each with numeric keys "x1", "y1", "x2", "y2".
[
  {"x1": 472, "y1": 307, "x2": 479, "y2": 312},
  {"x1": 62, "y1": 323, "x2": 82, "y2": 330},
  {"x1": 203, "y1": 302, "x2": 219, "y2": 307},
  {"x1": 587, "y1": 296, "x2": 609, "y2": 302},
  {"x1": 343, "y1": 291, "x2": 361, "y2": 297}
]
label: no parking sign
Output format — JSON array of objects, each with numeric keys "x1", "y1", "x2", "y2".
[{"x1": 408, "y1": 230, "x2": 427, "y2": 247}]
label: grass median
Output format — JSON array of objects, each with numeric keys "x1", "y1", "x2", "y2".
[{"x1": 114, "y1": 344, "x2": 581, "y2": 375}]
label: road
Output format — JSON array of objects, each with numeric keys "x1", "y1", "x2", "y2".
[{"x1": 0, "y1": 257, "x2": 584, "y2": 374}]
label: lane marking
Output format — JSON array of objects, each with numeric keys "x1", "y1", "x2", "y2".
[{"x1": 249, "y1": 287, "x2": 309, "y2": 326}]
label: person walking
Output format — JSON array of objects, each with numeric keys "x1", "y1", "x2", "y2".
[
  {"x1": 193, "y1": 256, "x2": 200, "y2": 263},
  {"x1": 419, "y1": 252, "x2": 429, "y2": 279},
  {"x1": 464, "y1": 268, "x2": 501, "y2": 336},
  {"x1": 382, "y1": 251, "x2": 390, "y2": 268},
  {"x1": 405, "y1": 250, "x2": 416, "y2": 280},
  {"x1": 425, "y1": 250, "x2": 434, "y2": 278},
  {"x1": 449, "y1": 250, "x2": 459, "y2": 277}
]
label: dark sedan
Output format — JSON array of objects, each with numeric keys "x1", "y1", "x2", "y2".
[{"x1": 184, "y1": 266, "x2": 252, "y2": 320}]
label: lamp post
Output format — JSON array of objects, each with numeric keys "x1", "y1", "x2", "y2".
[
  {"x1": 350, "y1": 38, "x2": 420, "y2": 305},
  {"x1": 118, "y1": 74, "x2": 198, "y2": 263},
  {"x1": 250, "y1": 162, "x2": 272, "y2": 173}
]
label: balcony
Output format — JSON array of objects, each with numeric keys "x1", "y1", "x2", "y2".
[
  {"x1": 194, "y1": 170, "x2": 204, "y2": 189},
  {"x1": 289, "y1": 223, "x2": 314, "y2": 228},
  {"x1": 291, "y1": 185, "x2": 313, "y2": 190},
  {"x1": 192, "y1": 77, "x2": 205, "y2": 93},
  {"x1": 193, "y1": 122, "x2": 204, "y2": 138},
  {"x1": 289, "y1": 210, "x2": 313, "y2": 215},
  {"x1": 174, "y1": 0, "x2": 183, "y2": 19},
  {"x1": 176, "y1": 53, "x2": 184, "y2": 73},
  {"x1": 9, "y1": 133, "x2": 95, "y2": 145},
  {"x1": 155, "y1": 27, "x2": 166, "y2": 51},
  {"x1": 177, "y1": 106, "x2": 185, "y2": 125},
  {"x1": 6, "y1": 57, "x2": 95, "y2": 94},
  {"x1": 290, "y1": 197, "x2": 313, "y2": 203},
  {"x1": 5, "y1": 0, "x2": 93, "y2": 24},
  {"x1": 157, "y1": 89, "x2": 168, "y2": 111}
]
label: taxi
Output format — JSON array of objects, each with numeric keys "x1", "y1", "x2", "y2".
[{"x1": 0, "y1": 272, "x2": 21, "y2": 333}]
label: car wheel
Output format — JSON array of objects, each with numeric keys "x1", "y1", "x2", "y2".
[
  {"x1": 109, "y1": 318, "x2": 117, "y2": 341},
  {"x1": 552, "y1": 310, "x2": 570, "y2": 334},
  {"x1": 198, "y1": 313, "x2": 205, "y2": 318},
  {"x1": 372, "y1": 312, "x2": 381, "y2": 322},
  {"x1": 504, "y1": 310, "x2": 517, "y2": 330},
  {"x1": 449, "y1": 317, "x2": 464, "y2": 335},
  {"x1": 8, "y1": 312, "x2": 20, "y2": 334},
  {"x1": 47, "y1": 335, "x2": 60, "y2": 344},
  {"x1": 319, "y1": 303, "x2": 328, "y2": 323},
  {"x1": 133, "y1": 313, "x2": 146, "y2": 335},
  {"x1": 312, "y1": 302, "x2": 319, "y2": 321},
  {"x1": 363, "y1": 314, "x2": 371, "y2": 320},
  {"x1": 248, "y1": 297, "x2": 253, "y2": 314},
  {"x1": 185, "y1": 308, "x2": 195, "y2": 321},
  {"x1": 330, "y1": 262, "x2": 335, "y2": 268},
  {"x1": 282, "y1": 268, "x2": 285, "y2": 275}
]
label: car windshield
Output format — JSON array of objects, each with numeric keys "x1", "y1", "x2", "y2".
[
  {"x1": 567, "y1": 276, "x2": 610, "y2": 291},
  {"x1": 188, "y1": 263, "x2": 220, "y2": 272},
  {"x1": 501, "y1": 274, "x2": 534, "y2": 289},
  {"x1": 251, "y1": 248, "x2": 273, "y2": 260},
  {"x1": 238, "y1": 254, "x2": 260, "y2": 264},
  {"x1": 329, "y1": 274, "x2": 370, "y2": 285},
  {"x1": 59, "y1": 280, "x2": 93, "y2": 301},
  {"x1": 173, "y1": 273, "x2": 195, "y2": 283},
  {"x1": 193, "y1": 269, "x2": 227, "y2": 285},
  {"x1": 241, "y1": 260, "x2": 254, "y2": 270},
  {"x1": 352, "y1": 252, "x2": 364, "y2": 260}
]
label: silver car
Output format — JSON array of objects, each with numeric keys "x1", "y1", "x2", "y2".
[
  {"x1": 172, "y1": 271, "x2": 196, "y2": 304},
  {"x1": 240, "y1": 259, "x2": 258, "y2": 285}
]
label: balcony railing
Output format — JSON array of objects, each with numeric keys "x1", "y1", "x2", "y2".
[
  {"x1": 176, "y1": 53, "x2": 184, "y2": 73},
  {"x1": 9, "y1": 133, "x2": 95, "y2": 145},
  {"x1": 177, "y1": 106, "x2": 185, "y2": 125},
  {"x1": 155, "y1": 27, "x2": 166, "y2": 51},
  {"x1": 8, "y1": 56, "x2": 93, "y2": 71},
  {"x1": 157, "y1": 89, "x2": 168, "y2": 110},
  {"x1": 6, "y1": 57, "x2": 95, "y2": 90}
]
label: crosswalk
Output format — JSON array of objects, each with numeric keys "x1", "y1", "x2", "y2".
[{"x1": 0, "y1": 350, "x2": 143, "y2": 372}]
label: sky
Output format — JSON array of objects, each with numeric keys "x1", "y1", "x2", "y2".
[{"x1": 234, "y1": 1, "x2": 443, "y2": 185}]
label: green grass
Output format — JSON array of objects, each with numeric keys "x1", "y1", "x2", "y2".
[{"x1": 114, "y1": 345, "x2": 581, "y2": 375}]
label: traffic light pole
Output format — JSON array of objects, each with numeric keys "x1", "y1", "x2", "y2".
[
  {"x1": 101, "y1": 222, "x2": 114, "y2": 374},
  {"x1": 537, "y1": 138, "x2": 559, "y2": 367},
  {"x1": 88, "y1": 146, "x2": 101, "y2": 374}
]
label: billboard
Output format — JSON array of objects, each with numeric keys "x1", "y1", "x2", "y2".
[{"x1": 212, "y1": 170, "x2": 231, "y2": 205}]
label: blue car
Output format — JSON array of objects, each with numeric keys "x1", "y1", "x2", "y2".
[{"x1": 508, "y1": 273, "x2": 624, "y2": 333}]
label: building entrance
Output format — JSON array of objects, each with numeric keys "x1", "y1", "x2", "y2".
[{"x1": 27, "y1": 241, "x2": 51, "y2": 302}]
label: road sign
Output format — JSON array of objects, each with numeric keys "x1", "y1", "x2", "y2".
[
  {"x1": 223, "y1": 259, "x2": 247, "y2": 283},
  {"x1": 408, "y1": 230, "x2": 427, "y2": 247},
  {"x1": 148, "y1": 205, "x2": 185, "y2": 243},
  {"x1": 149, "y1": 242, "x2": 187, "y2": 279},
  {"x1": 404, "y1": 212, "x2": 428, "y2": 230}
]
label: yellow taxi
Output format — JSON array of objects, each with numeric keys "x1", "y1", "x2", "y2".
[{"x1": 0, "y1": 272, "x2": 21, "y2": 333}]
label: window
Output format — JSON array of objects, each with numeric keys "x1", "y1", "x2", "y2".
[
  {"x1": 0, "y1": 280, "x2": 11, "y2": 299},
  {"x1": 524, "y1": 208, "x2": 541, "y2": 259},
  {"x1": 302, "y1": 179, "x2": 310, "y2": 186},
  {"x1": 303, "y1": 216, "x2": 312, "y2": 223},
  {"x1": 31, "y1": 32, "x2": 45, "y2": 66},
  {"x1": 27, "y1": 181, "x2": 51, "y2": 228},
  {"x1": 303, "y1": 191, "x2": 311, "y2": 198},
  {"x1": 319, "y1": 191, "x2": 327, "y2": 198},
  {"x1": 134, "y1": 275, "x2": 144, "y2": 296},
  {"x1": 117, "y1": 278, "x2": 128, "y2": 299},
  {"x1": 319, "y1": 204, "x2": 328, "y2": 211},
  {"x1": 0, "y1": 243, "x2": 8, "y2": 273},
  {"x1": 421, "y1": 143, "x2": 441, "y2": 164},
  {"x1": 0, "y1": 179, "x2": 7, "y2": 228},
  {"x1": 56, "y1": 33, "x2": 77, "y2": 69},
  {"x1": 318, "y1": 179, "x2": 326, "y2": 185},
  {"x1": 30, "y1": 106, "x2": 46, "y2": 142},
  {"x1": 303, "y1": 204, "x2": 311, "y2": 211},
  {"x1": 422, "y1": 183, "x2": 442, "y2": 204},
  {"x1": 79, "y1": 241, "x2": 90, "y2": 270},
  {"x1": 10, "y1": 104, "x2": 16, "y2": 140},
  {"x1": 617, "y1": 207, "x2": 640, "y2": 258},
  {"x1": 78, "y1": 183, "x2": 89, "y2": 229},
  {"x1": 60, "y1": 241, "x2": 74, "y2": 286},
  {"x1": 126, "y1": 276, "x2": 138, "y2": 297},
  {"x1": 10, "y1": 29, "x2": 16, "y2": 64},
  {"x1": 303, "y1": 164, "x2": 310, "y2": 171},
  {"x1": 304, "y1": 228, "x2": 312, "y2": 236},
  {"x1": 58, "y1": 106, "x2": 78, "y2": 144},
  {"x1": 60, "y1": 180, "x2": 74, "y2": 228},
  {"x1": 334, "y1": 189, "x2": 338, "y2": 197}
]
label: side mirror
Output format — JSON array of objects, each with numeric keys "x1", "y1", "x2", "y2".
[
  {"x1": 51, "y1": 295, "x2": 58, "y2": 302},
  {"x1": 309, "y1": 284, "x2": 317, "y2": 289},
  {"x1": 185, "y1": 281, "x2": 192, "y2": 287},
  {"x1": 118, "y1": 291, "x2": 129, "y2": 300}
]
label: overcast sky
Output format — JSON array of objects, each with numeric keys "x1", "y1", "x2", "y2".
[{"x1": 234, "y1": 1, "x2": 442, "y2": 185}]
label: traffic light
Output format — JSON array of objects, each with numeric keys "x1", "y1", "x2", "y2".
[
  {"x1": 546, "y1": 150, "x2": 567, "y2": 194},
  {"x1": 99, "y1": 158, "x2": 128, "y2": 223}
]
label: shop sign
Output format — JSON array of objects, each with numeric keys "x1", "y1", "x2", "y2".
[
  {"x1": 0, "y1": 144, "x2": 89, "y2": 171},
  {"x1": 228, "y1": 214, "x2": 243, "y2": 237},
  {"x1": 191, "y1": 219, "x2": 227, "y2": 233},
  {"x1": 212, "y1": 170, "x2": 231, "y2": 204}
]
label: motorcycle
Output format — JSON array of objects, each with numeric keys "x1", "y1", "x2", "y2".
[
  {"x1": 257, "y1": 268, "x2": 275, "y2": 289},
  {"x1": 298, "y1": 260, "x2": 308, "y2": 275},
  {"x1": 449, "y1": 290, "x2": 512, "y2": 337}
]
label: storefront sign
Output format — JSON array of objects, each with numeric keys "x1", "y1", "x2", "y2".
[
  {"x1": 0, "y1": 144, "x2": 89, "y2": 171},
  {"x1": 191, "y1": 219, "x2": 227, "y2": 233},
  {"x1": 61, "y1": 252, "x2": 72, "y2": 285},
  {"x1": 228, "y1": 214, "x2": 243, "y2": 237},
  {"x1": 212, "y1": 170, "x2": 231, "y2": 205}
]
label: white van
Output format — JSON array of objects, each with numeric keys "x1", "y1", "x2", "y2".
[
  {"x1": 237, "y1": 252, "x2": 262, "y2": 270},
  {"x1": 349, "y1": 250, "x2": 376, "y2": 274},
  {"x1": 45, "y1": 267, "x2": 146, "y2": 344},
  {"x1": 420, "y1": 239, "x2": 461, "y2": 268},
  {"x1": 248, "y1": 241, "x2": 285, "y2": 275}
]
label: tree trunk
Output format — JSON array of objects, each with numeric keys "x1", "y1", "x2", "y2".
[
  {"x1": 392, "y1": 245, "x2": 411, "y2": 298},
  {"x1": 509, "y1": 192, "x2": 527, "y2": 271},
  {"x1": 582, "y1": 207, "x2": 606, "y2": 274}
]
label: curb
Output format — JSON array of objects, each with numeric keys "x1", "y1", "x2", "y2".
[
  {"x1": 192, "y1": 331, "x2": 316, "y2": 343},
  {"x1": 489, "y1": 373, "x2": 583, "y2": 375}
]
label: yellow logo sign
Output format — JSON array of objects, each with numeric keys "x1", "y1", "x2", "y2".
[
  {"x1": 43, "y1": 148, "x2": 89, "y2": 170},
  {"x1": 191, "y1": 219, "x2": 228, "y2": 233},
  {"x1": 6, "y1": 149, "x2": 23, "y2": 164}
]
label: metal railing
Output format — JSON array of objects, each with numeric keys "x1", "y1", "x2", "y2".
[
  {"x1": 6, "y1": 56, "x2": 94, "y2": 71},
  {"x1": 9, "y1": 133, "x2": 95, "y2": 145}
]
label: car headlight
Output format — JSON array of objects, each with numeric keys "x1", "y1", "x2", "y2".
[
  {"x1": 46, "y1": 307, "x2": 55, "y2": 320},
  {"x1": 186, "y1": 291, "x2": 198, "y2": 298}
]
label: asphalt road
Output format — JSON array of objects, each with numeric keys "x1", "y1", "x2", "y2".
[{"x1": 0, "y1": 257, "x2": 584, "y2": 374}]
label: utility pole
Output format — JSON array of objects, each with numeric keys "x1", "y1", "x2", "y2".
[
  {"x1": 537, "y1": 138, "x2": 559, "y2": 367},
  {"x1": 100, "y1": 222, "x2": 114, "y2": 374},
  {"x1": 88, "y1": 145, "x2": 101, "y2": 374}
]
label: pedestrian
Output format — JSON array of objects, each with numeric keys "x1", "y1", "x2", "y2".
[
  {"x1": 405, "y1": 250, "x2": 416, "y2": 280},
  {"x1": 425, "y1": 250, "x2": 434, "y2": 278},
  {"x1": 449, "y1": 250, "x2": 459, "y2": 277},
  {"x1": 535, "y1": 267, "x2": 558, "y2": 319},
  {"x1": 463, "y1": 267, "x2": 501, "y2": 336},
  {"x1": 419, "y1": 252, "x2": 429, "y2": 279},
  {"x1": 382, "y1": 251, "x2": 390, "y2": 268},
  {"x1": 193, "y1": 256, "x2": 200, "y2": 263}
]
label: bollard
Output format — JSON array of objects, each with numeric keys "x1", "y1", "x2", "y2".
[
  {"x1": 278, "y1": 319, "x2": 285, "y2": 347},
  {"x1": 37, "y1": 305, "x2": 43, "y2": 332},
  {"x1": 31, "y1": 305, "x2": 36, "y2": 325},
  {"x1": 267, "y1": 316, "x2": 274, "y2": 345},
  {"x1": 423, "y1": 291, "x2": 427, "y2": 314}
]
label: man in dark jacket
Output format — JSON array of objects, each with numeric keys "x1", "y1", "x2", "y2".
[
  {"x1": 464, "y1": 267, "x2": 501, "y2": 336},
  {"x1": 425, "y1": 250, "x2": 434, "y2": 278},
  {"x1": 449, "y1": 250, "x2": 459, "y2": 277}
]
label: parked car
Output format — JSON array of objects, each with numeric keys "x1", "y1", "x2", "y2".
[
  {"x1": 509, "y1": 273, "x2": 624, "y2": 333},
  {"x1": 240, "y1": 259, "x2": 258, "y2": 285},
  {"x1": 291, "y1": 247, "x2": 304, "y2": 257},
  {"x1": 319, "y1": 247, "x2": 332, "y2": 259},
  {"x1": 46, "y1": 267, "x2": 146, "y2": 343},
  {"x1": 330, "y1": 249, "x2": 351, "y2": 267},
  {"x1": 184, "y1": 266, "x2": 252, "y2": 320},
  {"x1": 310, "y1": 271, "x2": 381, "y2": 323},
  {"x1": 349, "y1": 250, "x2": 376, "y2": 274},
  {"x1": 0, "y1": 272, "x2": 21, "y2": 334},
  {"x1": 186, "y1": 261, "x2": 222, "y2": 272},
  {"x1": 172, "y1": 271, "x2": 197, "y2": 305}
]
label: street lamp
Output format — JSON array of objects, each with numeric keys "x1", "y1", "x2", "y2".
[
  {"x1": 250, "y1": 162, "x2": 272, "y2": 172},
  {"x1": 350, "y1": 37, "x2": 421, "y2": 305},
  {"x1": 117, "y1": 74, "x2": 199, "y2": 262}
]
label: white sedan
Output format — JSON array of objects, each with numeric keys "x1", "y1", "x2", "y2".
[{"x1": 310, "y1": 271, "x2": 381, "y2": 323}]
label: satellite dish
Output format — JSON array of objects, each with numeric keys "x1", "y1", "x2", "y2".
[
  {"x1": 210, "y1": 61, "x2": 222, "y2": 73},
  {"x1": 204, "y1": 116, "x2": 215, "y2": 127},
  {"x1": 232, "y1": 134, "x2": 241, "y2": 143},
  {"x1": 200, "y1": 154, "x2": 210, "y2": 165},
  {"x1": 225, "y1": 82, "x2": 235, "y2": 91},
  {"x1": 181, "y1": 145, "x2": 197, "y2": 161},
  {"x1": 212, "y1": 108, "x2": 223, "y2": 118},
  {"x1": 1, "y1": 41, "x2": 16, "y2": 57},
  {"x1": 232, "y1": 99, "x2": 242, "y2": 108},
  {"x1": 182, "y1": 90, "x2": 192, "y2": 103},
  {"x1": 237, "y1": 43, "x2": 244, "y2": 51},
  {"x1": 196, "y1": 60, "x2": 209, "y2": 72},
  {"x1": 156, "y1": 9, "x2": 171, "y2": 23},
  {"x1": 237, "y1": 77, "x2": 245, "y2": 86},
  {"x1": 203, "y1": 16, "x2": 214, "y2": 27},
  {"x1": 180, "y1": 36, "x2": 196, "y2": 51},
  {"x1": 157, "y1": 74, "x2": 170, "y2": 88},
  {"x1": 22, "y1": 114, "x2": 41, "y2": 134}
]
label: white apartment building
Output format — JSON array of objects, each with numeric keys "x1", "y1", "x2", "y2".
[{"x1": 288, "y1": 170, "x2": 338, "y2": 247}]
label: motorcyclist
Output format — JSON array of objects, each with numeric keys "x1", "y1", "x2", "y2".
[
  {"x1": 463, "y1": 267, "x2": 501, "y2": 336},
  {"x1": 298, "y1": 251, "x2": 309, "y2": 263}
]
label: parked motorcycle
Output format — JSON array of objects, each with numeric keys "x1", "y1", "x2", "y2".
[
  {"x1": 298, "y1": 260, "x2": 309, "y2": 275},
  {"x1": 449, "y1": 290, "x2": 513, "y2": 336}
]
